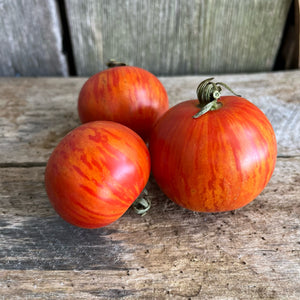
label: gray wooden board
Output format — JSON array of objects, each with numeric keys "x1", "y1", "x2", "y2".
[
  {"x1": 0, "y1": 71, "x2": 299, "y2": 165},
  {"x1": 0, "y1": 71, "x2": 300, "y2": 299},
  {"x1": 0, "y1": 158, "x2": 299, "y2": 298},
  {"x1": 65, "y1": 0, "x2": 292, "y2": 76},
  {"x1": 0, "y1": 0, "x2": 68, "y2": 76}
]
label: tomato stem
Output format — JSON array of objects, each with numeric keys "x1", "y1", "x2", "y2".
[
  {"x1": 193, "y1": 100, "x2": 221, "y2": 118},
  {"x1": 132, "y1": 189, "x2": 151, "y2": 216},
  {"x1": 106, "y1": 59, "x2": 127, "y2": 68},
  {"x1": 193, "y1": 78, "x2": 241, "y2": 118}
]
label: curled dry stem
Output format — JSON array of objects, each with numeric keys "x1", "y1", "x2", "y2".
[{"x1": 193, "y1": 78, "x2": 241, "y2": 118}]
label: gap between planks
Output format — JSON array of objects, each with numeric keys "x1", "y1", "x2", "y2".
[{"x1": 0, "y1": 155, "x2": 298, "y2": 169}]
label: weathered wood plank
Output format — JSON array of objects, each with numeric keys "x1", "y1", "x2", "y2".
[
  {"x1": 0, "y1": 0, "x2": 68, "y2": 76},
  {"x1": 0, "y1": 156, "x2": 299, "y2": 298},
  {"x1": 65, "y1": 0, "x2": 292, "y2": 76},
  {"x1": 0, "y1": 78, "x2": 81, "y2": 163},
  {"x1": 0, "y1": 71, "x2": 299, "y2": 165}
]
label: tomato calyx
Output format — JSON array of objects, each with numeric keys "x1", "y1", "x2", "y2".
[
  {"x1": 106, "y1": 59, "x2": 127, "y2": 68},
  {"x1": 193, "y1": 78, "x2": 241, "y2": 118},
  {"x1": 132, "y1": 189, "x2": 151, "y2": 216}
]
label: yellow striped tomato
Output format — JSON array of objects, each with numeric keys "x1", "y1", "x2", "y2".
[
  {"x1": 45, "y1": 121, "x2": 150, "y2": 228},
  {"x1": 149, "y1": 79, "x2": 277, "y2": 212}
]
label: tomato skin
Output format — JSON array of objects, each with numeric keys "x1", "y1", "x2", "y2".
[
  {"x1": 78, "y1": 66, "x2": 169, "y2": 141},
  {"x1": 45, "y1": 121, "x2": 150, "y2": 228},
  {"x1": 149, "y1": 96, "x2": 277, "y2": 212}
]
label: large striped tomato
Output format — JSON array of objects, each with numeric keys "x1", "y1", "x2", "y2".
[
  {"x1": 77, "y1": 62, "x2": 169, "y2": 141},
  {"x1": 149, "y1": 78, "x2": 277, "y2": 212},
  {"x1": 45, "y1": 121, "x2": 150, "y2": 228}
]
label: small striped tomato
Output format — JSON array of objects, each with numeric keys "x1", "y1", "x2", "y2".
[
  {"x1": 77, "y1": 61, "x2": 169, "y2": 141},
  {"x1": 45, "y1": 121, "x2": 150, "y2": 228},
  {"x1": 149, "y1": 78, "x2": 277, "y2": 212}
]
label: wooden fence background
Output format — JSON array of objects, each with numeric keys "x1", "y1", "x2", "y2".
[{"x1": 0, "y1": 0, "x2": 298, "y2": 77}]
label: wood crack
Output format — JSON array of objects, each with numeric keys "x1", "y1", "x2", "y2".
[
  {"x1": 277, "y1": 154, "x2": 300, "y2": 158},
  {"x1": 0, "y1": 162, "x2": 47, "y2": 168},
  {"x1": 0, "y1": 155, "x2": 298, "y2": 168}
]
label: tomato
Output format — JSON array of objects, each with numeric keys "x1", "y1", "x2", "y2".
[
  {"x1": 45, "y1": 121, "x2": 150, "y2": 228},
  {"x1": 149, "y1": 78, "x2": 277, "y2": 212},
  {"x1": 77, "y1": 63, "x2": 169, "y2": 141}
]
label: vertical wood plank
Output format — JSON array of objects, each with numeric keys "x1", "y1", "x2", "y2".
[
  {"x1": 0, "y1": 0, "x2": 68, "y2": 76},
  {"x1": 65, "y1": 0, "x2": 292, "y2": 76}
]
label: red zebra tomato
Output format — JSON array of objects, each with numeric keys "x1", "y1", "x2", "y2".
[
  {"x1": 149, "y1": 78, "x2": 277, "y2": 212},
  {"x1": 45, "y1": 121, "x2": 150, "y2": 228},
  {"x1": 77, "y1": 62, "x2": 169, "y2": 141}
]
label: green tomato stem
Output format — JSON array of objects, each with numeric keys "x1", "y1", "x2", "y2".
[
  {"x1": 193, "y1": 100, "x2": 222, "y2": 118},
  {"x1": 132, "y1": 189, "x2": 151, "y2": 216},
  {"x1": 193, "y1": 78, "x2": 241, "y2": 118}
]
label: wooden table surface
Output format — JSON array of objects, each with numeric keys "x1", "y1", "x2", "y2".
[{"x1": 0, "y1": 71, "x2": 299, "y2": 299}]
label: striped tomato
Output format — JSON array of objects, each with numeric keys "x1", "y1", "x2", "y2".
[
  {"x1": 77, "y1": 61, "x2": 169, "y2": 141},
  {"x1": 149, "y1": 78, "x2": 277, "y2": 212},
  {"x1": 45, "y1": 121, "x2": 150, "y2": 228}
]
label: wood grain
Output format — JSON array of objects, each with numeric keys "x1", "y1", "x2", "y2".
[
  {"x1": 65, "y1": 0, "x2": 292, "y2": 76},
  {"x1": 0, "y1": 157, "x2": 299, "y2": 298},
  {"x1": 0, "y1": 72, "x2": 299, "y2": 299},
  {"x1": 0, "y1": 71, "x2": 299, "y2": 165},
  {"x1": 0, "y1": 77, "x2": 81, "y2": 163},
  {"x1": 0, "y1": 0, "x2": 68, "y2": 76}
]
